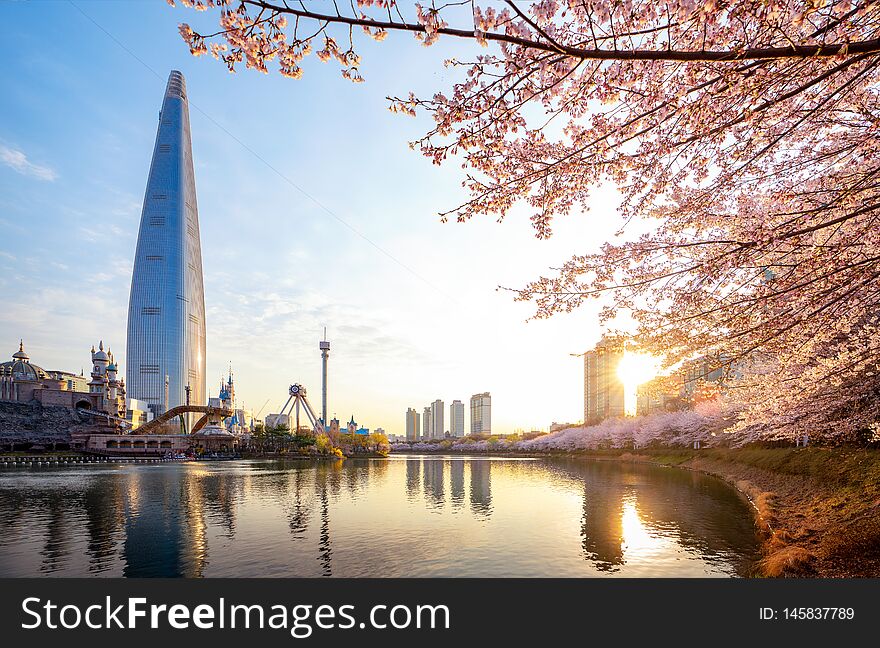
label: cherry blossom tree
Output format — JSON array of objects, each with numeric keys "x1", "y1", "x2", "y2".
[{"x1": 171, "y1": 1, "x2": 880, "y2": 442}]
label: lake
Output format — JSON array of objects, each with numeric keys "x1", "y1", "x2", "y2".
[{"x1": 0, "y1": 455, "x2": 760, "y2": 577}]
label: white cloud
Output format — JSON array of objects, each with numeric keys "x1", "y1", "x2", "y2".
[{"x1": 0, "y1": 144, "x2": 57, "y2": 181}]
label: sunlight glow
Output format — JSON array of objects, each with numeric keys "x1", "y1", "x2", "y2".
[
  {"x1": 620, "y1": 498, "x2": 656, "y2": 553},
  {"x1": 617, "y1": 351, "x2": 661, "y2": 416}
]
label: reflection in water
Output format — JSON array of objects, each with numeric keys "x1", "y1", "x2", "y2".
[
  {"x1": 580, "y1": 476, "x2": 624, "y2": 571},
  {"x1": 123, "y1": 468, "x2": 208, "y2": 577},
  {"x1": 0, "y1": 456, "x2": 760, "y2": 577},
  {"x1": 422, "y1": 459, "x2": 445, "y2": 508},
  {"x1": 287, "y1": 469, "x2": 310, "y2": 540},
  {"x1": 405, "y1": 459, "x2": 420, "y2": 500},
  {"x1": 315, "y1": 461, "x2": 341, "y2": 577},
  {"x1": 469, "y1": 460, "x2": 492, "y2": 518},
  {"x1": 449, "y1": 460, "x2": 465, "y2": 509},
  {"x1": 40, "y1": 496, "x2": 72, "y2": 574},
  {"x1": 621, "y1": 497, "x2": 656, "y2": 553},
  {"x1": 83, "y1": 476, "x2": 125, "y2": 574}
]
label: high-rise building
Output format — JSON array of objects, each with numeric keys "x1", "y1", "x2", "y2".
[
  {"x1": 422, "y1": 406, "x2": 432, "y2": 441},
  {"x1": 405, "y1": 407, "x2": 421, "y2": 441},
  {"x1": 583, "y1": 336, "x2": 625, "y2": 424},
  {"x1": 450, "y1": 400, "x2": 465, "y2": 437},
  {"x1": 470, "y1": 392, "x2": 491, "y2": 435},
  {"x1": 431, "y1": 399, "x2": 445, "y2": 439},
  {"x1": 126, "y1": 71, "x2": 206, "y2": 418}
]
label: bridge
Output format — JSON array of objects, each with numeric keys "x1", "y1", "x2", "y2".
[
  {"x1": 77, "y1": 408, "x2": 133, "y2": 430},
  {"x1": 132, "y1": 405, "x2": 233, "y2": 435}
]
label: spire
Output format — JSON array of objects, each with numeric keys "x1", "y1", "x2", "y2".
[{"x1": 13, "y1": 340, "x2": 29, "y2": 361}]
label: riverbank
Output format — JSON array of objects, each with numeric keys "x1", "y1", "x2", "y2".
[
  {"x1": 393, "y1": 445, "x2": 880, "y2": 576},
  {"x1": 590, "y1": 447, "x2": 880, "y2": 577}
]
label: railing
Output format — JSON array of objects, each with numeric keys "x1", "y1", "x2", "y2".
[{"x1": 0, "y1": 454, "x2": 184, "y2": 466}]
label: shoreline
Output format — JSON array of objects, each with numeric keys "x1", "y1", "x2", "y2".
[
  {"x1": 4, "y1": 445, "x2": 874, "y2": 576},
  {"x1": 392, "y1": 446, "x2": 879, "y2": 577}
]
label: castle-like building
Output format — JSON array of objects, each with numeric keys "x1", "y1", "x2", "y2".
[
  {"x1": 207, "y1": 366, "x2": 255, "y2": 435},
  {"x1": 0, "y1": 340, "x2": 127, "y2": 419},
  {"x1": 87, "y1": 340, "x2": 127, "y2": 419}
]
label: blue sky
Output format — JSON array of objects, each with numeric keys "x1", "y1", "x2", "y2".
[{"x1": 0, "y1": 0, "x2": 624, "y2": 435}]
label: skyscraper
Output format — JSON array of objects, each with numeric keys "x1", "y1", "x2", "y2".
[
  {"x1": 126, "y1": 71, "x2": 206, "y2": 418},
  {"x1": 583, "y1": 336, "x2": 625, "y2": 424},
  {"x1": 450, "y1": 400, "x2": 465, "y2": 437},
  {"x1": 405, "y1": 407, "x2": 421, "y2": 441},
  {"x1": 431, "y1": 399, "x2": 445, "y2": 439},
  {"x1": 470, "y1": 392, "x2": 491, "y2": 435},
  {"x1": 422, "y1": 406, "x2": 432, "y2": 441}
]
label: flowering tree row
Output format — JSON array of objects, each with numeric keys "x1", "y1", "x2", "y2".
[{"x1": 172, "y1": 1, "x2": 880, "y2": 441}]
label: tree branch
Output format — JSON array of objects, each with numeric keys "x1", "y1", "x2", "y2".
[{"x1": 242, "y1": 0, "x2": 880, "y2": 62}]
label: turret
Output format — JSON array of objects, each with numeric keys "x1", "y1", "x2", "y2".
[{"x1": 12, "y1": 340, "x2": 29, "y2": 362}]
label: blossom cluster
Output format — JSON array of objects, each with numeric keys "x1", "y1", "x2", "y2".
[{"x1": 172, "y1": 1, "x2": 880, "y2": 442}]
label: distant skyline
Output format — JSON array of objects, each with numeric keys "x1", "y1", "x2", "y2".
[{"x1": 0, "y1": 1, "x2": 626, "y2": 435}]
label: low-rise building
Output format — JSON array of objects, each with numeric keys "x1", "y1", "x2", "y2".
[{"x1": 264, "y1": 413, "x2": 290, "y2": 429}]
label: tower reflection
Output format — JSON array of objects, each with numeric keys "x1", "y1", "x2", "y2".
[
  {"x1": 450, "y1": 460, "x2": 465, "y2": 509},
  {"x1": 122, "y1": 467, "x2": 208, "y2": 577},
  {"x1": 286, "y1": 467, "x2": 311, "y2": 540},
  {"x1": 405, "y1": 457, "x2": 421, "y2": 499},
  {"x1": 314, "y1": 460, "x2": 343, "y2": 577},
  {"x1": 468, "y1": 460, "x2": 492, "y2": 518},
  {"x1": 577, "y1": 463, "x2": 625, "y2": 571},
  {"x1": 422, "y1": 458, "x2": 445, "y2": 508}
]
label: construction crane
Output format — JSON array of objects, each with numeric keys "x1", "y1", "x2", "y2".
[{"x1": 255, "y1": 397, "x2": 271, "y2": 419}]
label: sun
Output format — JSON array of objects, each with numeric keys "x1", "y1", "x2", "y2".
[{"x1": 617, "y1": 351, "x2": 661, "y2": 416}]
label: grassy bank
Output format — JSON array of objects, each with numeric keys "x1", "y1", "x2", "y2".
[{"x1": 604, "y1": 446, "x2": 880, "y2": 577}]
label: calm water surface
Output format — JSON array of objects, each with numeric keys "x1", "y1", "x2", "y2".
[{"x1": 0, "y1": 455, "x2": 760, "y2": 577}]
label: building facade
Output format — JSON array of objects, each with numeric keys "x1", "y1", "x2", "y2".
[
  {"x1": 680, "y1": 354, "x2": 729, "y2": 400},
  {"x1": 126, "y1": 70, "x2": 206, "y2": 419},
  {"x1": 1, "y1": 340, "x2": 126, "y2": 420},
  {"x1": 264, "y1": 413, "x2": 290, "y2": 429},
  {"x1": 422, "y1": 406, "x2": 432, "y2": 441},
  {"x1": 450, "y1": 400, "x2": 465, "y2": 437},
  {"x1": 87, "y1": 341, "x2": 127, "y2": 419},
  {"x1": 470, "y1": 392, "x2": 491, "y2": 435},
  {"x1": 583, "y1": 336, "x2": 625, "y2": 424},
  {"x1": 431, "y1": 399, "x2": 445, "y2": 439},
  {"x1": 405, "y1": 407, "x2": 421, "y2": 441}
]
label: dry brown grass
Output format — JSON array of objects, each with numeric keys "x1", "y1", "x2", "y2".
[
  {"x1": 570, "y1": 446, "x2": 880, "y2": 576},
  {"x1": 760, "y1": 545, "x2": 817, "y2": 577},
  {"x1": 680, "y1": 449, "x2": 880, "y2": 577}
]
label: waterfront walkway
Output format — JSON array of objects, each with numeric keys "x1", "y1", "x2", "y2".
[{"x1": 0, "y1": 454, "x2": 186, "y2": 467}]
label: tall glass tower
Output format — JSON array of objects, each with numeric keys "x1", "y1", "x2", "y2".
[{"x1": 126, "y1": 71, "x2": 206, "y2": 417}]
